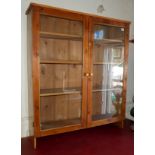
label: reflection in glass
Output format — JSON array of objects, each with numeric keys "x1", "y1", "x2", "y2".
[
  {"x1": 92, "y1": 89, "x2": 122, "y2": 121},
  {"x1": 92, "y1": 24, "x2": 124, "y2": 120},
  {"x1": 94, "y1": 25, "x2": 124, "y2": 40}
]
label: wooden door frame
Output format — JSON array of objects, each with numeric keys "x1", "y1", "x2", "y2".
[
  {"x1": 31, "y1": 6, "x2": 89, "y2": 138},
  {"x1": 87, "y1": 16, "x2": 130, "y2": 128},
  {"x1": 32, "y1": 7, "x2": 40, "y2": 137}
]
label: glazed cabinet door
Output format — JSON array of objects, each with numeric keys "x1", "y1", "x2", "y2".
[
  {"x1": 87, "y1": 18, "x2": 129, "y2": 127},
  {"x1": 38, "y1": 13, "x2": 87, "y2": 134}
]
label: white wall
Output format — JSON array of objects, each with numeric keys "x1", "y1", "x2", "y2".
[{"x1": 21, "y1": 0, "x2": 134, "y2": 137}]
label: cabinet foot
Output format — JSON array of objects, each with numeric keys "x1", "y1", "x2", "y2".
[
  {"x1": 34, "y1": 137, "x2": 37, "y2": 149},
  {"x1": 115, "y1": 120, "x2": 124, "y2": 128}
]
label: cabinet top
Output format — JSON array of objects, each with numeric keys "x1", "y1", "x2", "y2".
[{"x1": 26, "y1": 3, "x2": 130, "y2": 25}]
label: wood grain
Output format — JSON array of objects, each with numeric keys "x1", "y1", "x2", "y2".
[
  {"x1": 31, "y1": 8, "x2": 40, "y2": 136},
  {"x1": 87, "y1": 16, "x2": 93, "y2": 127},
  {"x1": 40, "y1": 94, "x2": 82, "y2": 125},
  {"x1": 40, "y1": 39, "x2": 82, "y2": 62},
  {"x1": 40, "y1": 15, "x2": 83, "y2": 34},
  {"x1": 40, "y1": 60, "x2": 82, "y2": 64},
  {"x1": 90, "y1": 116, "x2": 122, "y2": 127},
  {"x1": 40, "y1": 31, "x2": 82, "y2": 40}
]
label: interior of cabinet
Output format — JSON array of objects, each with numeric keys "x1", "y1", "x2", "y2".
[
  {"x1": 92, "y1": 24, "x2": 124, "y2": 120},
  {"x1": 94, "y1": 24, "x2": 124, "y2": 40},
  {"x1": 40, "y1": 38, "x2": 83, "y2": 63},
  {"x1": 40, "y1": 15, "x2": 83, "y2": 37},
  {"x1": 39, "y1": 15, "x2": 83, "y2": 129},
  {"x1": 40, "y1": 94, "x2": 82, "y2": 130}
]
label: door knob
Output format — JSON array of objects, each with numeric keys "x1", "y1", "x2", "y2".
[
  {"x1": 90, "y1": 73, "x2": 93, "y2": 76},
  {"x1": 84, "y1": 73, "x2": 89, "y2": 77}
]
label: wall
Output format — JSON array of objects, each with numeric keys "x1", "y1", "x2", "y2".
[{"x1": 21, "y1": 0, "x2": 134, "y2": 137}]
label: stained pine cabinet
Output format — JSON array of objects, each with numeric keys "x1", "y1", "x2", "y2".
[{"x1": 26, "y1": 3, "x2": 130, "y2": 148}]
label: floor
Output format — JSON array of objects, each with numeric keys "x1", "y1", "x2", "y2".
[{"x1": 21, "y1": 120, "x2": 134, "y2": 155}]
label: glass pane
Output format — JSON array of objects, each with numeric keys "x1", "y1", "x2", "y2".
[
  {"x1": 40, "y1": 15, "x2": 83, "y2": 62},
  {"x1": 39, "y1": 15, "x2": 83, "y2": 129},
  {"x1": 40, "y1": 94, "x2": 81, "y2": 130},
  {"x1": 93, "y1": 45, "x2": 124, "y2": 63},
  {"x1": 92, "y1": 90, "x2": 122, "y2": 121},
  {"x1": 94, "y1": 25, "x2": 124, "y2": 40},
  {"x1": 92, "y1": 24, "x2": 124, "y2": 121},
  {"x1": 93, "y1": 64, "x2": 123, "y2": 90}
]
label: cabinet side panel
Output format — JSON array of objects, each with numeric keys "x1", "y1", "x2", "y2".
[
  {"x1": 27, "y1": 11, "x2": 34, "y2": 136},
  {"x1": 27, "y1": 9, "x2": 40, "y2": 137},
  {"x1": 122, "y1": 24, "x2": 130, "y2": 118},
  {"x1": 32, "y1": 10, "x2": 40, "y2": 136}
]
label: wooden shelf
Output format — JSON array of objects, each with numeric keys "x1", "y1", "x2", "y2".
[
  {"x1": 40, "y1": 88, "x2": 81, "y2": 97},
  {"x1": 112, "y1": 79, "x2": 123, "y2": 82},
  {"x1": 40, "y1": 87, "x2": 122, "y2": 96},
  {"x1": 93, "y1": 88, "x2": 122, "y2": 92},
  {"x1": 93, "y1": 61, "x2": 123, "y2": 65},
  {"x1": 40, "y1": 60, "x2": 82, "y2": 65},
  {"x1": 40, "y1": 31, "x2": 83, "y2": 40},
  {"x1": 92, "y1": 114, "x2": 116, "y2": 121},
  {"x1": 94, "y1": 38, "x2": 123, "y2": 43},
  {"x1": 41, "y1": 118, "x2": 81, "y2": 130}
]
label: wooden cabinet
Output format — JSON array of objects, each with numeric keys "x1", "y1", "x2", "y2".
[{"x1": 26, "y1": 3, "x2": 130, "y2": 148}]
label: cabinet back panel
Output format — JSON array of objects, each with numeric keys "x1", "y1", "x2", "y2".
[
  {"x1": 40, "y1": 64, "x2": 82, "y2": 89},
  {"x1": 92, "y1": 92, "x2": 102, "y2": 115},
  {"x1": 92, "y1": 91, "x2": 120, "y2": 121},
  {"x1": 93, "y1": 44, "x2": 105, "y2": 63},
  {"x1": 93, "y1": 65, "x2": 104, "y2": 89},
  {"x1": 40, "y1": 38, "x2": 82, "y2": 61},
  {"x1": 40, "y1": 94, "x2": 82, "y2": 127},
  {"x1": 40, "y1": 15, "x2": 83, "y2": 36}
]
